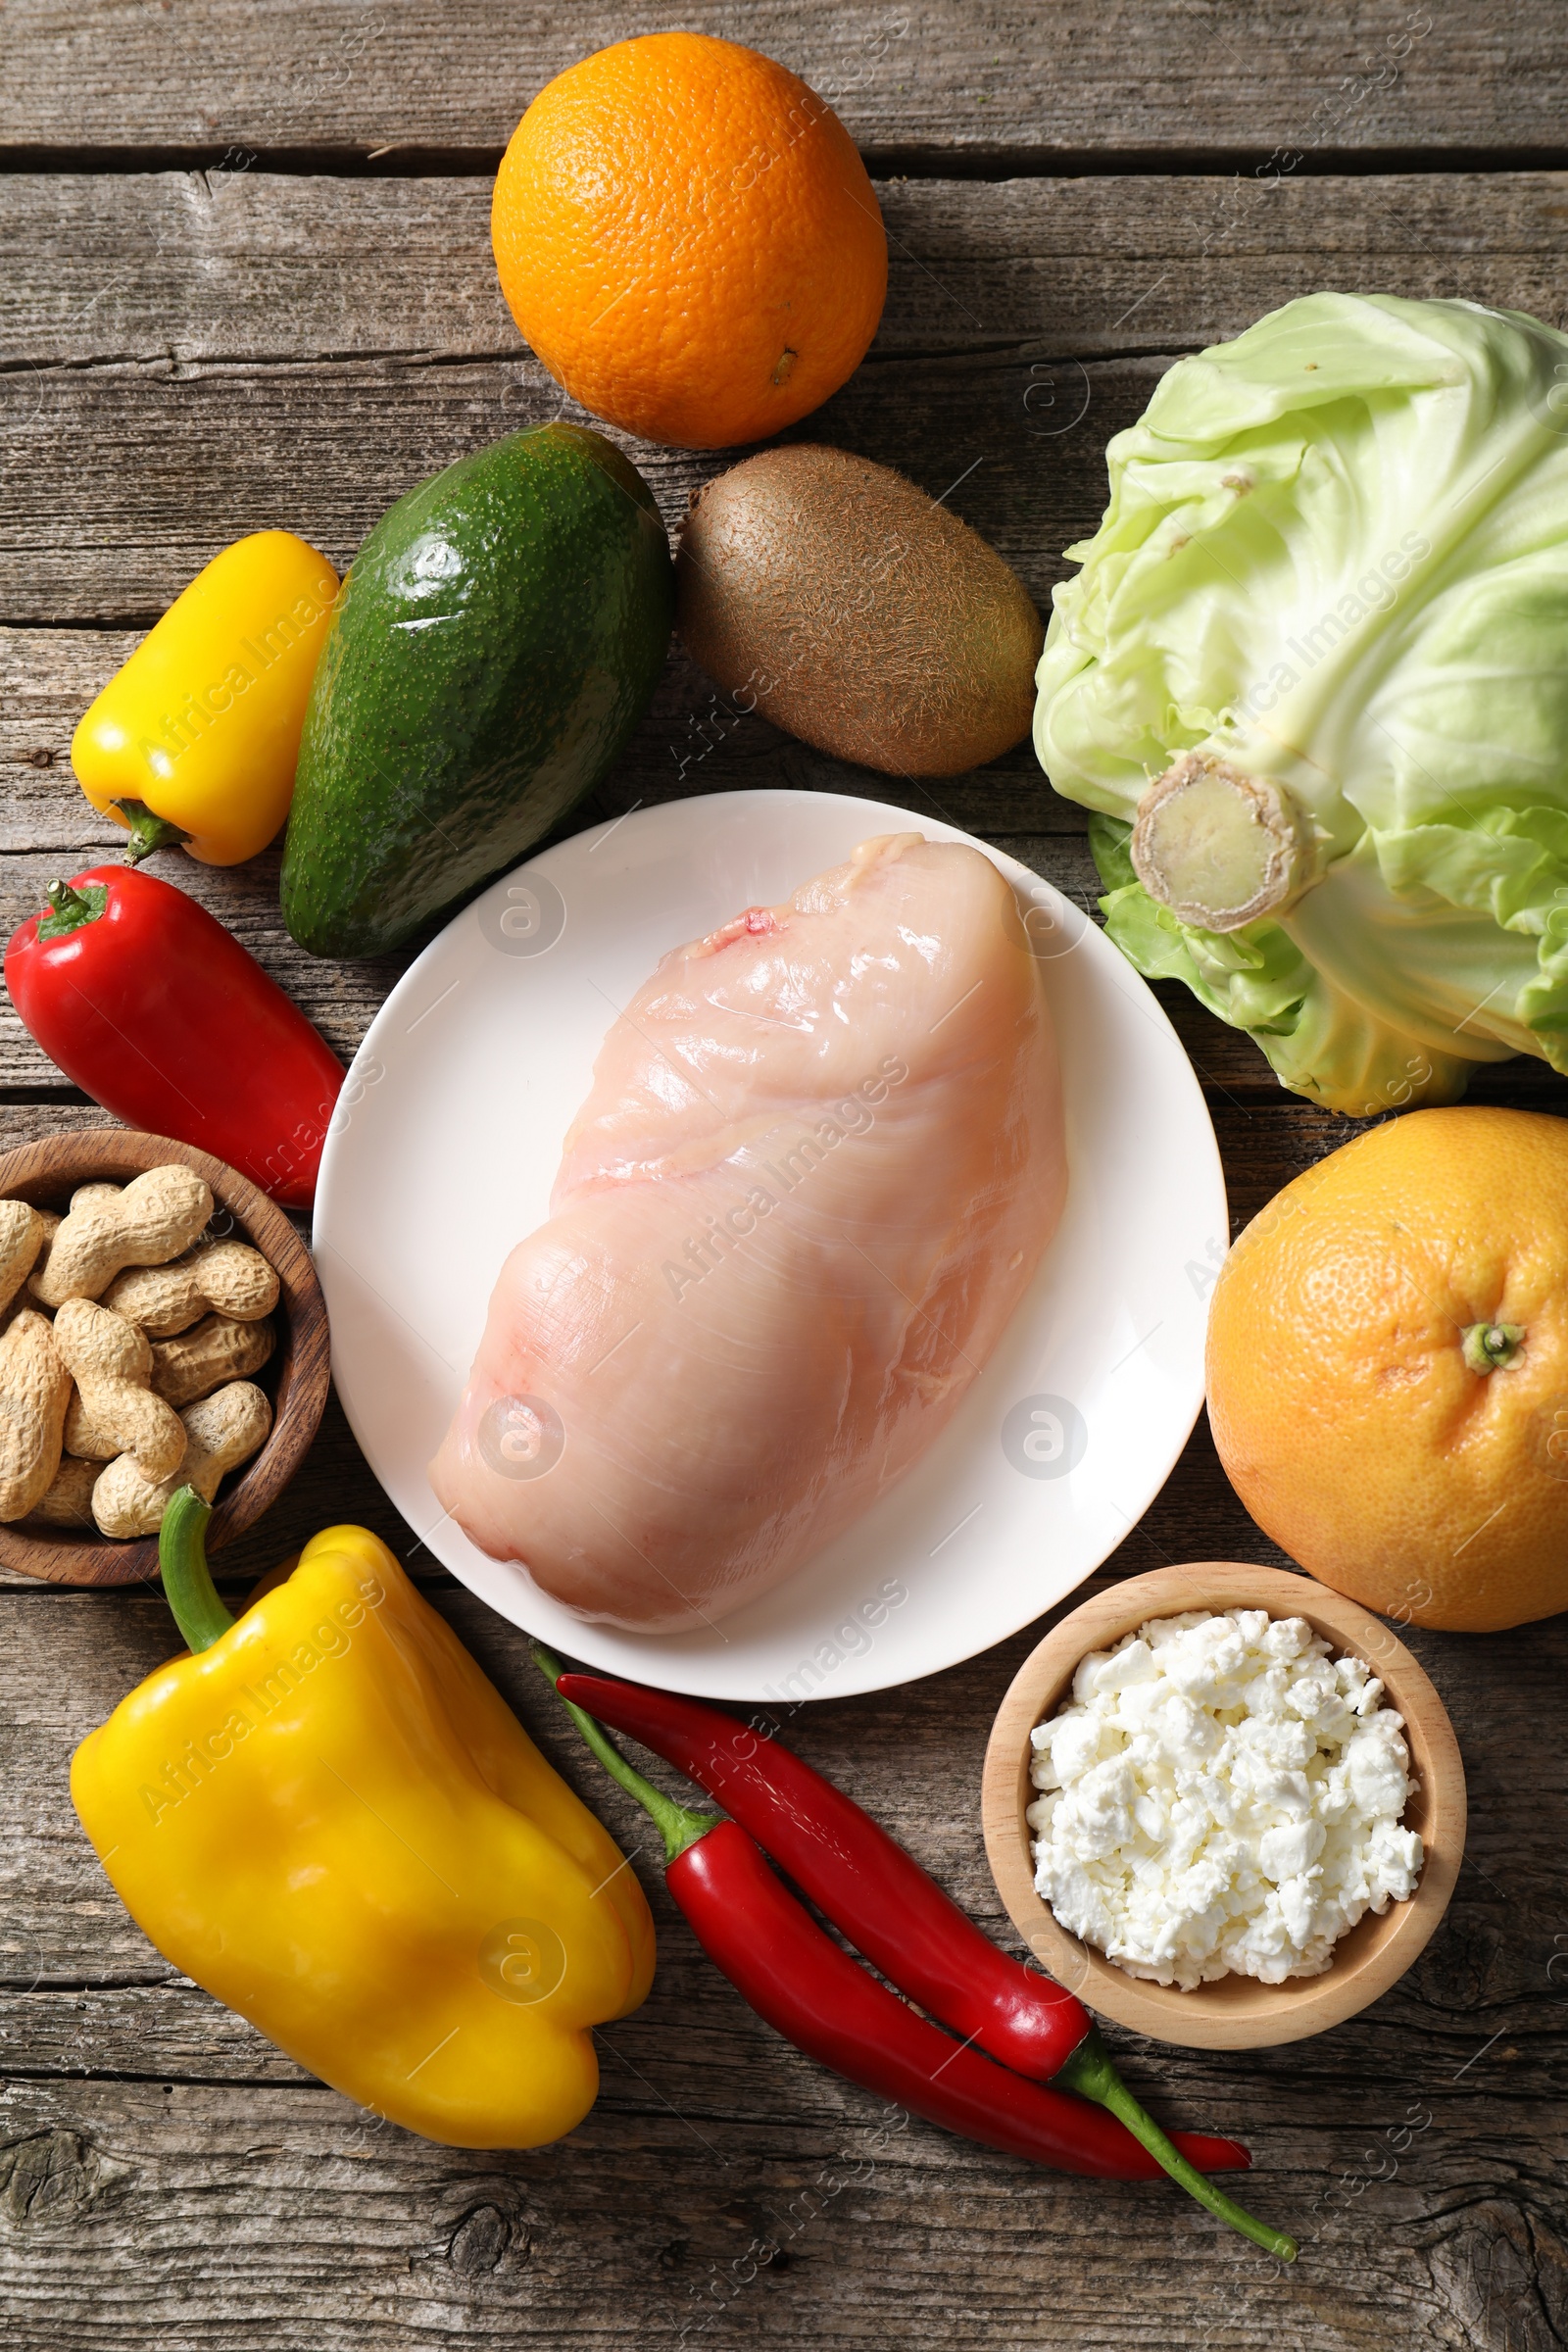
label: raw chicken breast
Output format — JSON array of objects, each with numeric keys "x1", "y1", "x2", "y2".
[{"x1": 429, "y1": 833, "x2": 1065, "y2": 1632}]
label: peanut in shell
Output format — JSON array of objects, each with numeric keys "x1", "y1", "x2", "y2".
[
  {"x1": 27, "y1": 1452, "x2": 99, "y2": 1528},
  {"x1": 92, "y1": 1381, "x2": 272, "y2": 1540},
  {"x1": 55, "y1": 1298, "x2": 187, "y2": 1481},
  {"x1": 0, "y1": 1307, "x2": 73, "y2": 1521},
  {"x1": 104, "y1": 1241, "x2": 278, "y2": 1336},
  {"x1": 152, "y1": 1314, "x2": 275, "y2": 1409},
  {"x1": 33, "y1": 1164, "x2": 212, "y2": 1307}
]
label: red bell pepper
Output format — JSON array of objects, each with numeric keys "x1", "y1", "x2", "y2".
[{"x1": 5, "y1": 866, "x2": 344, "y2": 1209}]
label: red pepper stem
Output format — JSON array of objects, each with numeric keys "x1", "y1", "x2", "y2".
[
  {"x1": 1057, "y1": 2028, "x2": 1297, "y2": 2261},
  {"x1": 531, "y1": 1644, "x2": 712, "y2": 1864},
  {"x1": 39, "y1": 879, "x2": 108, "y2": 941}
]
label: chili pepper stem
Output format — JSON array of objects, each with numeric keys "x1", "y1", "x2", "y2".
[
  {"x1": 532, "y1": 1644, "x2": 712, "y2": 1863},
  {"x1": 1056, "y1": 2028, "x2": 1297, "y2": 2260},
  {"x1": 159, "y1": 1487, "x2": 237, "y2": 1654},
  {"x1": 112, "y1": 798, "x2": 192, "y2": 863},
  {"x1": 543, "y1": 1662, "x2": 1293, "y2": 2254}
]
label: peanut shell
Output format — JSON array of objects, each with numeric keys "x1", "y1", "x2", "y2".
[
  {"x1": 34, "y1": 1164, "x2": 212, "y2": 1307},
  {"x1": 152, "y1": 1314, "x2": 275, "y2": 1408},
  {"x1": 92, "y1": 1381, "x2": 272, "y2": 1540},
  {"x1": 54, "y1": 1298, "x2": 186, "y2": 1480},
  {"x1": 0, "y1": 1308, "x2": 73, "y2": 1521}
]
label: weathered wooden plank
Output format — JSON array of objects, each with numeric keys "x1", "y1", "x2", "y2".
[
  {"x1": 0, "y1": 2071, "x2": 1445, "y2": 2352},
  {"x1": 6, "y1": 1893, "x2": 1560, "y2": 2105},
  {"x1": 8, "y1": 616, "x2": 1568, "y2": 1133},
  {"x1": 7, "y1": 166, "x2": 1568, "y2": 619},
  {"x1": 0, "y1": 1580, "x2": 1563, "y2": 2347},
  {"x1": 5, "y1": 1578, "x2": 1564, "y2": 2022},
  {"x1": 6, "y1": 169, "x2": 1566, "y2": 377},
  {"x1": 5, "y1": 67, "x2": 1568, "y2": 2349},
  {"x1": 0, "y1": 1983, "x2": 1556, "y2": 2351},
  {"x1": 0, "y1": 340, "x2": 1137, "y2": 625},
  {"x1": 3, "y1": 0, "x2": 1563, "y2": 163}
]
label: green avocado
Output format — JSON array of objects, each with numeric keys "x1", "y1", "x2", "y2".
[{"x1": 281, "y1": 423, "x2": 673, "y2": 958}]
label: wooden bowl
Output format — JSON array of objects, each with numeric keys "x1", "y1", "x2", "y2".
[
  {"x1": 0, "y1": 1128, "x2": 329, "y2": 1586},
  {"x1": 982, "y1": 1562, "x2": 1466, "y2": 2048}
]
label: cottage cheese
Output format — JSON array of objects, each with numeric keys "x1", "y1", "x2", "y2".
[{"x1": 1027, "y1": 1609, "x2": 1423, "y2": 1989}]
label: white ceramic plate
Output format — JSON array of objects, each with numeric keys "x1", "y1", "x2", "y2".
[{"x1": 314, "y1": 789, "x2": 1226, "y2": 1701}]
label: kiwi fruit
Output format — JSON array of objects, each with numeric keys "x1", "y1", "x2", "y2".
[{"x1": 675, "y1": 445, "x2": 1045, "y2": 777}]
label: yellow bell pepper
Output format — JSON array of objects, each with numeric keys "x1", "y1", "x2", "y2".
[
  {"x1": 71, "y1": 1494, "x2": 656, "y2": 2149},
  {"x1": 71, "y1": 530, "x2": 339, "y2": 866}
]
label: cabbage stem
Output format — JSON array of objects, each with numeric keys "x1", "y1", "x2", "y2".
[{"x1": 1131, "y1": 754, "x2": 1309, "y2": 933}]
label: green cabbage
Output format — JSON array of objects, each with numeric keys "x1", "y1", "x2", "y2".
[{"x1": 1034, "y1": 291, "x2": 1568, "y2": 1114}]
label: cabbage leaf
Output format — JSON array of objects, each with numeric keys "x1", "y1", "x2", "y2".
[{"x1": 1035, "y1": 292, "x2": 1568, "y2": 1114}]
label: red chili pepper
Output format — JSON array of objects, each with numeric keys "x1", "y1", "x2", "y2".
[
  {"x1": 5, "y1": 867, "x2": 344, "y2": 1209},
  {"x1": 674, "y1": 1820, "x2": 1244, "y2": 2181},
  {"x1": 538, "y1": 1652, "x2": 1297, "y2": 2259},
  {"x1": 560, "y1": 1669, "x2": 1089, "y2": 2082}
]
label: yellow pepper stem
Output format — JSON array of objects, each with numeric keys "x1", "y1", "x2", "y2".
[
  {"x1": 113, "y1": 798, "x2": 192, "y2": 864},
  {"x1": 159, "y1": 1487, "x2": 236, "y2": 1653}
]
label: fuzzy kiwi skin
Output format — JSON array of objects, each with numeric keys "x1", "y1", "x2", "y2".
[{"x1": 675, "y1": 446, "x2": 1045, "y2": 778}]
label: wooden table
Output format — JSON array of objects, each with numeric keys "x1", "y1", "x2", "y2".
[{"x1": 5, "y1": 6, "x2": 1567, "y2": 2344}]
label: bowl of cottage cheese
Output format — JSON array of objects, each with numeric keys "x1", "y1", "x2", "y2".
[{"x1": 981, "y1": 1564, "x2": 1466, "y2": 2047}]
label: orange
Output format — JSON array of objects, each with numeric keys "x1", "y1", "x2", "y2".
[
  {"x1": 1206, "y1": 1106, "x2": 1568, "y2": 1633},
  {"x1": 491, "y1": 31, "x2": 887, "y2": 451}
]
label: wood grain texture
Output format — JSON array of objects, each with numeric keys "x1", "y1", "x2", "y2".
[
  {"x1": 2, "y1": 166, "x2": 1567, "y2": 1115},
  {"x1": 7, "y1": 169, "x2": 1567, "y2": 377},
  {"x1": 0, "y1": 1583, "x2": 1563, "y2": 2349},
  {"x1": 4, "y1": 0, "x2": 1565, "y2": 162},
  {"x1": 7, "y1": 167, "x2": 1568, "y2": 618},
  {"x1": 6, "y1": 24, "x2": 1568, "y2": 2344},
  {"x1": 1, "y1": 325, "x2": 1148, "y2": 626}
]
